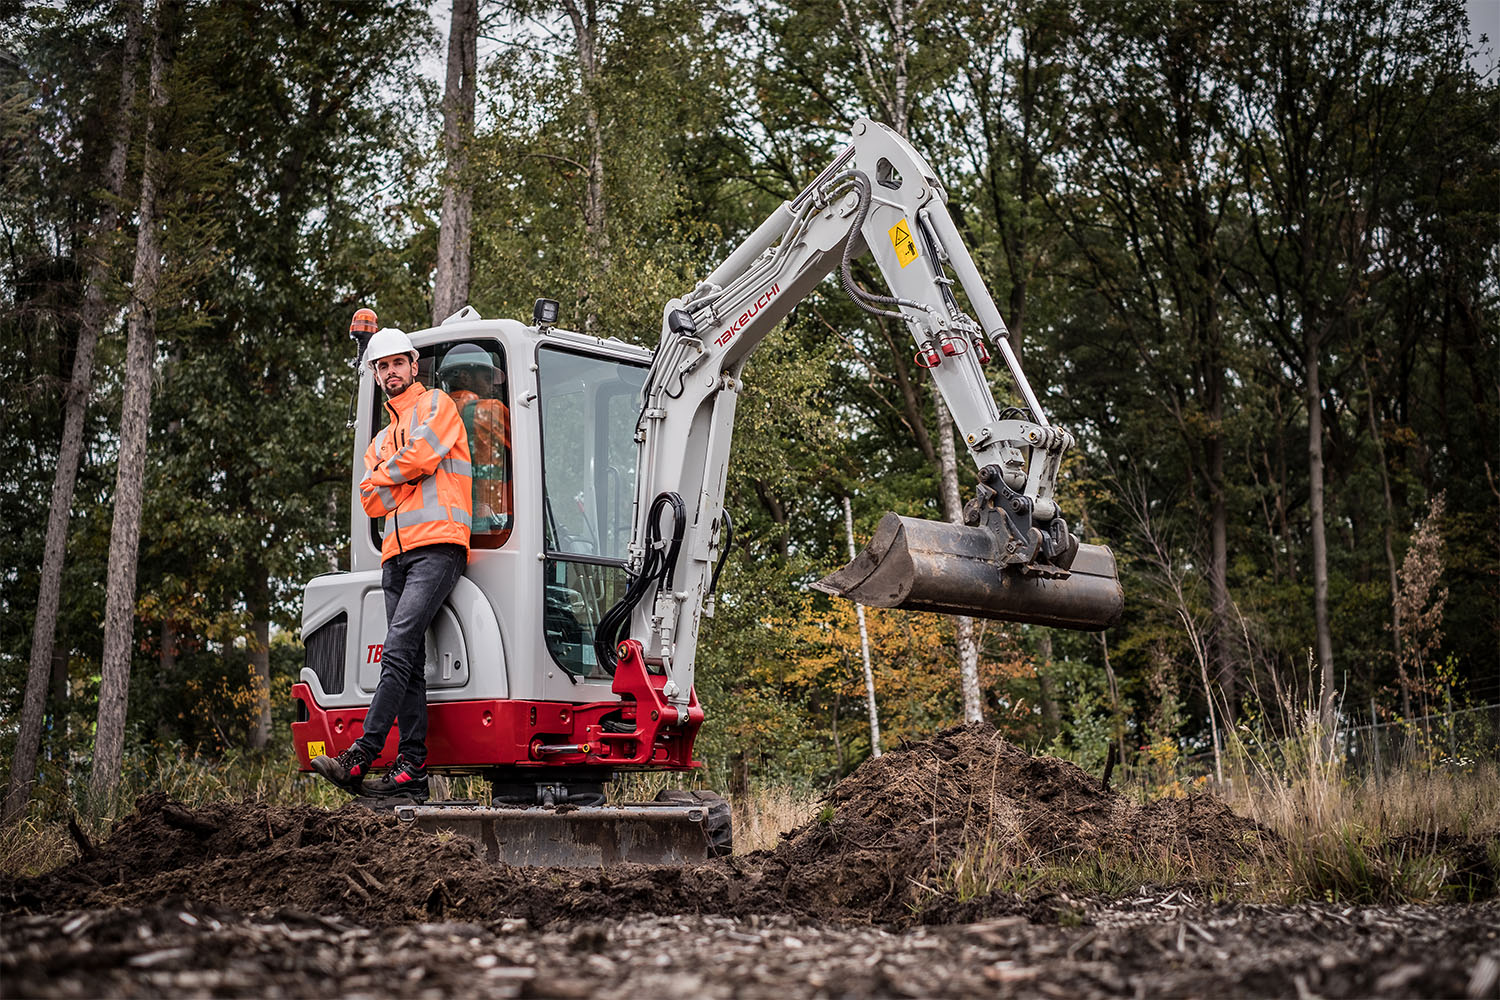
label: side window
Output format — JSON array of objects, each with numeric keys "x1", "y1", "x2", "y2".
[{"x1": 366, "y1": 338, "x2": 512, "y2": 552}]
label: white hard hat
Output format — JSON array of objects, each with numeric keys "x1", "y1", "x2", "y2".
[
  {"x1": 437, "y1": 343, "x2": 496, "y2": 377},
  {"x1": 363, "y1": 327, "x2": 417, "y2": 371}
]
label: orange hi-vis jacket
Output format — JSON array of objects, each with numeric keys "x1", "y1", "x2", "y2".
[
  {"x1": 360, "y1": 382, "x2": 472, "y2": 562},
  {"x1": 449, "y1": 389, "x2": 512, "y2": 533}
]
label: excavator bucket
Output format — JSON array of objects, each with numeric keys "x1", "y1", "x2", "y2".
[
  {"x1": 815, "y1": 513, "x2": 1124, "y2": 631},
  {"x1": 393, "y1": 802, "x2": 717, "y2": 867}
]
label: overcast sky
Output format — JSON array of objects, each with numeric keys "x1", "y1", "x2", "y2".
[
  {"x1": 421, "y1": 2, "x2": 1500, "y2": 91},
  {"x1": 1467, "y1": 0, "x2": 1499, "y2": 76}
]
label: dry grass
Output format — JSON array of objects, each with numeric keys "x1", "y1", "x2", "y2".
[
  {"x1": 1208, "y1": 686, "x2": 1500, "y2": 904},
  {"x1": 610, "y1": 772, "x2": 819, "y2": 854},
  {"x1": 1218, "y1": 758, "x2": 1500, "y2": 904},
  {"x1": 926, "y1": 705, "x2": 1498, "y2": 908},
  {"x1": 729, "y1": 784, "x2": 820, "y2": 854},
  {"x1": 0, "y1": 744, "x2": 350, "y2": 878},
  {"x1": 928, "y1": 760, "x2": 1498, "y2": 908},
  {"x1": 0, "y1": 814, "x2": 72, "y2": 880},
  {"x1": 1228, "y1": 760, "x2": 1500, "y2": 843}
]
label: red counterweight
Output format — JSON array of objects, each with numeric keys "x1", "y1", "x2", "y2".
[{"x1": 291, "y1": 638, "x2": 703, "y2": 774}]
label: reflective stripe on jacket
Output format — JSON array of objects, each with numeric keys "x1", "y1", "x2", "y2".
[{"x1": 359, "y1": 381, "x2": 472, "y2": 562}]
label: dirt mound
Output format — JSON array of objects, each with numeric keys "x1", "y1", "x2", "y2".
[
  {"x1": 2, "y1": 726, "x2": 1275, "y2": 927},
  {"x1": 1, "y1": 792, "x2": 489, "y2": 924},
  {"x1": 757, "y1": 724, "x2": 1272, "y2": 921}
]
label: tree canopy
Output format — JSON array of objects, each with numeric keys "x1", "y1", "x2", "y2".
[{"x1": 1, "y1": 0, "x2": 1494, "y2": 798}]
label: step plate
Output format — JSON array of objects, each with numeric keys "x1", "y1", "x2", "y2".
[{"x1": 394, "y1": 803, "x2": 712, "y2": 866}]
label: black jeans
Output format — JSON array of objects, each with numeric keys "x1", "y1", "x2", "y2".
[{"x1": 353, "y1": 543, "x2": 466, "y2": 767}]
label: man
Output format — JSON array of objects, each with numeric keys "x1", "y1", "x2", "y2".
[
  {"x1": 311, "y1": 324, "x2": 471, "y2": 800},
  {"x1": 437, "y1": 343, "x2": 512, "y2": 539}
]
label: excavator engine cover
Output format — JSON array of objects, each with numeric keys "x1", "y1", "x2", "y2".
[{"x1": 815, "y1": 513, "x2": 1123, "y2": 631}]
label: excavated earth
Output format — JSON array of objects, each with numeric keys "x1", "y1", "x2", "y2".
[{"x1": 3, "y1": 724, "x2": 1496, "y2": 998}]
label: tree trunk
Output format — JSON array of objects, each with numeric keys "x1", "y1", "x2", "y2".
[
  {"x1": 1362, "y1": 354, "x2": 1409, "y2": 718},
  {"x1": 560, "y1": 0, "x2": 607, "y2": 335},
  {"x1": 4, "y1": 1, "x2": 144, "y2": 825},
  {"x1": 431, "y1": 0, "x2": 477, "y2": 326},
  {"x1": 1097, "y1": 631, "x2": 1126, "y2": 763},
  {"x1": 249, "y1": 568, "x2": 272, "y2": 749},
  {"x1": 1305, "y1": 328, "x2": 1337, "y2": 734},
  {"x1": 837, "y1": 0, "x2": 979, "y2": 727},
  {"x1": 844, "y1": 496, "x2": 881, "y2": 757},
  {"x1": 1036, "y1": 629, "x2": 1059, "y2": 741},
  {"x1": 936, "y1": 397, "x2": 983, "y2": 722},
  {"x1": 752, "y1": 478, "x2": 790, "y2": 559},
  {"x1": 1207, "y1": 388, "x2": 1235, "y2": 718},
  {"x1": 156, "y1": 618, "x2": 176, "y2": 742},
  {"x1": 92, "y1": 2, "x2": 171, "y2": 805}
]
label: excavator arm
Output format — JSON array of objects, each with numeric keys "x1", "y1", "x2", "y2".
[{"x1": 599, "y1": 119, "x2": 1123, "y2": 723}]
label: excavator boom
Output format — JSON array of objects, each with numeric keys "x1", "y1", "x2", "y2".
[{"x1": 612, "y1": 117, "x2": 1125, "y2": 720}]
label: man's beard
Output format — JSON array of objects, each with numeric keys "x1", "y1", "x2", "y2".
[{"x1": 383, "y1": 374, "x2": 414, "y2": 397}]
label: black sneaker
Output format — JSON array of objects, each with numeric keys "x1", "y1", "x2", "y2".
[
  {"x1": 362, "y1": 755, "x2": 429, "y2": 800},
  {"x1": 311, "y1": 745, "x2": 371, "y2": 794}
]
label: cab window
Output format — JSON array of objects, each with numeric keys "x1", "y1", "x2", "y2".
[{"x1": 366, "y1": 338, "x2": 512, "y2": 552}]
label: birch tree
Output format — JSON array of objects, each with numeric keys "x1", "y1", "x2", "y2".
[
  {"x1": 559, "y1": 0, "x2": 608, "y2": 335},
  {"x1": 839, "y1": 0, "x2": 983, "y2": 722}
]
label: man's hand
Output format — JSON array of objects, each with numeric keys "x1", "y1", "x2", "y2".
[{"x1": 360, "y1": 477, "x2": 413, "y2": 516}]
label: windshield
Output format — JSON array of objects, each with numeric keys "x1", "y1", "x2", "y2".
[{"x1": 537, "y1": 346, "x2": 648, "y2": 676}]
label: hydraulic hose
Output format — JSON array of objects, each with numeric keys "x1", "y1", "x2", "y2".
[
  {"x1": 829, "y1": 169, "x2": 928, "y2": 321},
  {"x1": 594, "y1": 492, "x2": 685, "y2": 675},
  {"x1": 706, "y1": 509, "x2": 733, "y2": 599}
]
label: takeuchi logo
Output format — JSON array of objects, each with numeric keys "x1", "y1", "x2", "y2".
[{"x1": 714, "y1": 283, "x2": 780, "y2": 347}]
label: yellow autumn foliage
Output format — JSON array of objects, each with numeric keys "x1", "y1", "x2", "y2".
[{"x1": 765, "y1": 593, "x2": 1036, "y2": 747}]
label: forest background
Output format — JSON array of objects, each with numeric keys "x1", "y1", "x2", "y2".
[{"x1": 1, "y1": 0, "x2": 1495, "y2": 822}]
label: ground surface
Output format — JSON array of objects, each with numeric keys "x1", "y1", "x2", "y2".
[{"x1": 4, "y1": 725, "x2": 1496, "y2": 998}]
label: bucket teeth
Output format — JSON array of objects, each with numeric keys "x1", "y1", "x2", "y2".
[{"x1": 815, "y1": 513, "x2": 1124, "y2": 632}]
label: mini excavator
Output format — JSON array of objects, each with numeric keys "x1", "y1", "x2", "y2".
[{"x1": 293, "y1": 119, "x2": 1123, "y2": 865}]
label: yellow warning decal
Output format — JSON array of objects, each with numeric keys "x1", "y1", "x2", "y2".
[
  {"x1": 888, "y1": 218, "x2": 919, "y2": 268},
  {"x1": 307, "y1": 740, "x2": 326, "y2": 759}
]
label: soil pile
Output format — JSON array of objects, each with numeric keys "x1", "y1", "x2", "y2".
[
  {"x1": 759, "y1": 724, "x2": 1271, "y2": 921},
  {"x1": 2, "y1": 725, "x2": 1273, "y2": 927},
  {"x1": 1, "y1": 791, "x2": 497, "y2": 925}
]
